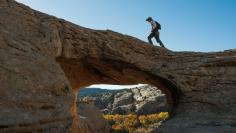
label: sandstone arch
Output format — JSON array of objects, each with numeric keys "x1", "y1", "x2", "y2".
[
  {"x1": 56, "y1": 50, "x2": 182, "y2": 132},
  {"x1": 56, "y1": 57, "x2": 181, "y2": 110},
  {"x1": 0, "y1": 1, "x2": 236, "y2": 133}
]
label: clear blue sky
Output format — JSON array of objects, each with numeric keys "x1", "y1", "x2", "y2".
[{"x1": 16, "y1": 0, "x2": 235, "y2": 52}]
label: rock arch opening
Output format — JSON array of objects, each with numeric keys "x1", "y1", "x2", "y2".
[
  {"x1": 78, "y1": 84, "x2": 169, "y2": 113},
  {"x1": 56, "y1": 57, "x2": 182, "y2": 132},
  {"x1": 77, "y1": 84, "x2": 171, "y2": 132}
]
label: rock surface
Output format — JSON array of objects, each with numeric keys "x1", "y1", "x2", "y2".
[
  {"x1": 77, "y1": 103, "x2": 110, "y2": 133},
  {"x1": 78, "y1": 85, "x2": 168, "y2": 115},
  {"x1": 0, "y1": 0, "x2": 236, "y2": 133}
]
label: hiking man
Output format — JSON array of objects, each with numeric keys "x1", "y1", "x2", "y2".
[{"x1": 146, "y1": 17, "x2": 165, "y2": 48}]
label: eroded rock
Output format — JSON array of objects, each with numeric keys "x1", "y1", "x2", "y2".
[{"x1": 77, "y1": 103, "x2": 110, "y2": 133}]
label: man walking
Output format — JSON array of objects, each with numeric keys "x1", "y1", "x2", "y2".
[{"x1": 146, "y1": 17, "x2": 165, "y2": 48}]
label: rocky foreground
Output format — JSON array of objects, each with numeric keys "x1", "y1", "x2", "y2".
[
  {"x1": 0, "y1": 0, "x2": 236, "y2": 133},
  {"x1": 77, "y1": 85, "x2": 169, "y2": 115}
]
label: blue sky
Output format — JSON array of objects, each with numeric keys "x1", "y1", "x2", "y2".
[
  {"x1": 16, "y1": 0, "x2": 235, "y2": 52},
  {"x1": 16, "y1": 0, "x2": 235, "y2": 89}
]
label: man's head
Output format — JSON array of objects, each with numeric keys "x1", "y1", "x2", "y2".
[{"x1": 146, "y1": 17, "x2": 153, "y2": 22}]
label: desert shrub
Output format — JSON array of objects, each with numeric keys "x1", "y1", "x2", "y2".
[
  {"x1": 138, "y1": 112, "x2": 169, "y2": 126},
  {"x1": 158, "y1": 112, "x2": 169, "y2": 120},
  {"x1": 103, "y1": 112, "x2": 169, "y2": 133}
]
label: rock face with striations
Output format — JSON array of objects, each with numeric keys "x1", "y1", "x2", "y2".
[
  {"x1": 77, "y1": 85, "x2": 168, "y2": 115},
  {"x1": 0, "y1": 0, "x2": 236, "y2": 133}
]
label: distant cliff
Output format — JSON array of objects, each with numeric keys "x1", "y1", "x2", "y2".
[
  {"x1": 78, "y1": 88, "x2": 114, "y2": 97},
  {"x1": 77, "y1": 85, "x2": 169, "y2": 115}
]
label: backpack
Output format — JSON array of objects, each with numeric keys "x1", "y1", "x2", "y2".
[{"x1": 155, "y1": 21, "x2": 161, "y2": 30}]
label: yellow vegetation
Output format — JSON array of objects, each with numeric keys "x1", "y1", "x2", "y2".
[{"x1": 103, "y1": 112, "x2": 169, "y2": 133}]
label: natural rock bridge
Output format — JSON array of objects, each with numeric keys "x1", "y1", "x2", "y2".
[{"x1": 0, "y1": 1, "x2": 236, "y2": 133}]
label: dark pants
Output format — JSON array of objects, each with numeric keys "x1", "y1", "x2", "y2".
[{"x1": 148, "y1": 30, "x2": 165, "y2": 48}]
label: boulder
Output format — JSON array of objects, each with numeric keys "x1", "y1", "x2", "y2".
[{"x1": 77, "y1": 103, "x2": 110, "y2": 133}]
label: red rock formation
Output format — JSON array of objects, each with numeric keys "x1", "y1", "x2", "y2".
[{"x1": 0, "y1": 0, "x2": 236, "y2": 133}]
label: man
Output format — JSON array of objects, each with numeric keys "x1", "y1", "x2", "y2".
[{"x1": 146, "y1": 17, "x2": 165, "y2": 48}]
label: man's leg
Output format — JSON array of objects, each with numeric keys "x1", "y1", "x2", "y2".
[
  {"x1": 148, "y1": 32, "x2": 155, "y2": 45},
  {"x1": 154, "y1": 31, "x2": 165, "y2": 48}
]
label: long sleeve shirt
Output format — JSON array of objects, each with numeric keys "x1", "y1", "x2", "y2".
[{"x1": 150, "y1": 20, "x2": 157, "y2": 31}]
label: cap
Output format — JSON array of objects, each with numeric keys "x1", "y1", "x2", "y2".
[{"x1": 146, "y1": 17, "x2": 152, "y2": 21}]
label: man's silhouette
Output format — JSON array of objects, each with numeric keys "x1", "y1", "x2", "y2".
[{"x1": 146, "y1": 17, "x2": 165, "y2": 48}]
